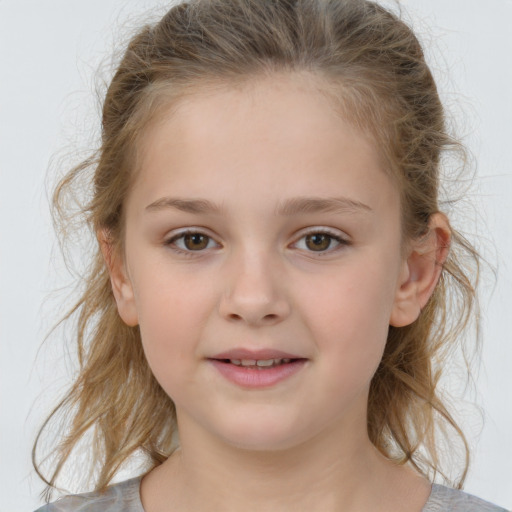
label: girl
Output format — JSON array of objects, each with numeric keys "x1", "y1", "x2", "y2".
[{"x1": 32, "y1": 0, "x2": 509, "y2": 510}]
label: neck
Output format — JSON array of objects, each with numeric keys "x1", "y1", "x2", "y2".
[
  {"x1": 140, "y1": 412, "x2": 429, "y2": 512},
  {"x1": 182, "y1": 418, "x2": 372, "y2": 504}
]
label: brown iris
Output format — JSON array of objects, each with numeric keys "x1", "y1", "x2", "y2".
[
  {"x1": 183, "y1": 233, "x2": 210, "y2": 250},
  {"x1": 305, "y1": 233, "x2": 332, "y2": 251}
]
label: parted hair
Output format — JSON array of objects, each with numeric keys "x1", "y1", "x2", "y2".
[{"x1": 34, "y1": 0, "x2": 479, "y2": 496}]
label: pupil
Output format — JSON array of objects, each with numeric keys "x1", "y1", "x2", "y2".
[
  {"x1": 184, "y1": 233, "x2": 208, "y2": 250},
  {"x1": 306, "y1": 234, "x2": 330, "y2": 251}
]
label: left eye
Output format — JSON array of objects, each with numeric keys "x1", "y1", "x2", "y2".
[
  {"x1": 293, "y1": 232, "x2": 346, "y2": 252},
  {"x1": 167, "y1": 232, "x2": 218, "y2": 252}
]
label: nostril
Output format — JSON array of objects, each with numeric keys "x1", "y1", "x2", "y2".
[
  {"x1": 219, "y1": 294, "x2": 290, "y2": 325},
  {"x1": 226, "y1": 312, "x2": 279, "y2": 323}
]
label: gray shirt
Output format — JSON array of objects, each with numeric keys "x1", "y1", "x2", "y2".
[{"x1": 34, "y1": 477, "x2": 509, "y2": 512}]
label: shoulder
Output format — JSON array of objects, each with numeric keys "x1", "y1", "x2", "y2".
[
  {"x1": 423, "y1": 484, "x2": 509, "y2": 512},
  {"x1": 33, "y1": 477, "x2": 144, "y2": 512}
]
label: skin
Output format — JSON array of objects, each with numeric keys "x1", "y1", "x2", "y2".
[{"x1": 107, "y1": 73, "x2": 449, "y2": 512}]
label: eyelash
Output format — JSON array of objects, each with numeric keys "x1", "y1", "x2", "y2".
[
  {"x1": 165, "y1": 229, "x2": 220, "y2": 256},
  {"x1": 291, "y1": 228, "x2": 350, "y2": 255},
  {"x1": 164, "y1": 228, "x2": 350, "y2": 256}
]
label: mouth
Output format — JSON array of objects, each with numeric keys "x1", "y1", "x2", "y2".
[
  {"x1": 208, "y1": 351, "x2": 307, "y2": 388},
  {"x1": 209, "y1": 348, "x2": 306, "y2": 369},
  {"x1": 214, "y1": 358, "x2": 302, "y2": 369}
]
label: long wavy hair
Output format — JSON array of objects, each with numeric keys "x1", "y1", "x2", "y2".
[{"x1": 34, "y1": 0, "x2": 479, "y2": 497}]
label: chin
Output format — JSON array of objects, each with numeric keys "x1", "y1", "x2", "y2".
[{"x1": 213, "y1": 415, "x2": 312, "y2": 453}]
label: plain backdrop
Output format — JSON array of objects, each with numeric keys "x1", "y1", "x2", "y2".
[{"x1": 0, "y1": 0, "x2": 511, "y2": 510}]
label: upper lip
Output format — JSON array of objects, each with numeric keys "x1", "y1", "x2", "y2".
[{"x1": 210, "y1": 348, "x2": 304, "y2": 360}]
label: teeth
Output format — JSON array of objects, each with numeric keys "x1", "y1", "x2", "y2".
[
  {"x1": 256, "y1": 359, "x2": 275, "y2": 367},
  {"x1": 229, "y1": 358, "x2": 292, "y2": 368}
]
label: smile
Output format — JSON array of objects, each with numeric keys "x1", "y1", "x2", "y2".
[
  {"x1": 209, "y1": 356, "x2": 307, "y2": 388},
  {"x1": 227, "y1": 358, "x2": 292, "y2": 368}
]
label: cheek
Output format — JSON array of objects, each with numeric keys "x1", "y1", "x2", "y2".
[
  {"x1": 134, "y1": 259, "x2": 208, "y2": 332},
  {"x1": 132, "y1": 270, "x2": 206, "y2": 384},
  {"x1": 302, "y1": 260, "x2": 397, "y2": 333},
  {"x1": 297, "y1": 259, "x2": 398, "y2": 381}
]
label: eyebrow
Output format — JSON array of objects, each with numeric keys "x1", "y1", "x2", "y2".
[
  {"x1": 276, "y1": 196, "x2": 373, "y2": 216},
  {"x1": 145, "y1": 197, "x2": 223, "y2": 214},
  {"x1": 145, "y1": 196, "x2": 372, "y2": 216}
]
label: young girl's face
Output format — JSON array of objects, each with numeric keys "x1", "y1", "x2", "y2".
[{"x1": 112, "y1": 74, "x2": 413, "y2": 452}]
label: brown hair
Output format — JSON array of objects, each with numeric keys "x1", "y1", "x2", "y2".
[{"x1": 34, "y1": 0, "x2": 479, "y2": 497}]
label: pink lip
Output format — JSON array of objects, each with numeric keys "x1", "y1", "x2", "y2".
[
  {"x1": 208, "y1": 348, "x2": 307, "y2": 388},
  {"x1": 211, "y1": 348, "x2": 302, "y2": 360}
]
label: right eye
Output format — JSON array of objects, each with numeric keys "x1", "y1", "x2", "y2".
[
  {"x1": 166, "y1": 231, "x2": 219, "y2": 253},
  {"x1": 290, "y1": 228, "x2": 350, "y2": 255}
]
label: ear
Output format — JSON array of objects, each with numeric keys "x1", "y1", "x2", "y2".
[
  {"x1": 99, "y1": 230, "x2": 139, "y2": 327},
  {"x1": 390, "y1": 213, "x2": 450, "y2": 327}
]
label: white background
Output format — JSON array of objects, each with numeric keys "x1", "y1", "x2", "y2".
[{"x1": 0, "y1": 0, "x2": 511, "y2": 510}]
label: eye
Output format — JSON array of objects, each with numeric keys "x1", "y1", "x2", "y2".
[
  {"x1": 166, "y1": 230, "x2": 219, "y2": 252},
  {"x1": 292, "y1": 230, "x2": 349, "y2": 253}
]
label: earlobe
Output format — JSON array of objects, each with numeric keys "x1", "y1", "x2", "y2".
[
  {"x1": 98, "y1": 230, "x2": 139, "y2": 327},
  {"x1": 390, "y1": 213, "x2": 451, "y2": 327}
]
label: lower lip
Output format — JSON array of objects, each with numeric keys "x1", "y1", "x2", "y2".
[{"x1": 209, "y1": 359, "x2": 307, "y2": 388}]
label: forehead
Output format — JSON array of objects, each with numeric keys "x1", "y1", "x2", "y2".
[
  {"x1": 138, "y1": 72, "x2": 379, "y2": 160},
  {"x1": 131, "y1": 73, "x2": 398, "y2": 215}
]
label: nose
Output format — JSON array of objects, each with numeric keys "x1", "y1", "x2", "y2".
[{"x1": 218, "y1": 249, "x2": 291, "y2": 327}]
